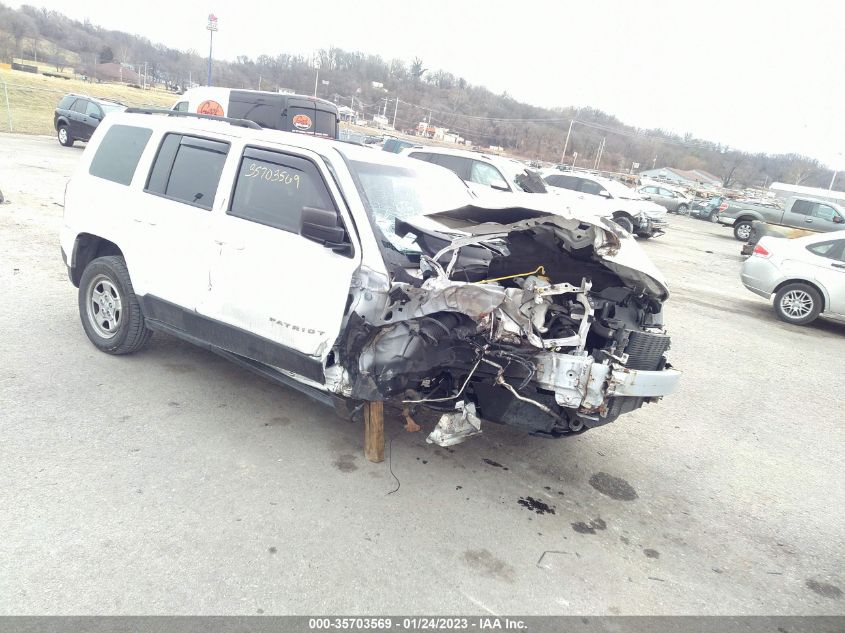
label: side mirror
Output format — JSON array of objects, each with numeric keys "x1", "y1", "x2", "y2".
[
  {"x1": 599, "y1": 189, "x2": 612, "y2": 198},
  {"x1": 641, "y1": 194, "x2": 652, "y2": 200},
  {"x1": 300, "y1": 207, "x2": 353, "y2": 255},
  {"x1": 91, "y1": 112, "x2": 103, "y2": 121},
  {"x1": 834, "y1": 215, "x2": 843, "y2": 224},
  {"x1": 489, "y1": 179, "x2": 509, "y2": 191}
]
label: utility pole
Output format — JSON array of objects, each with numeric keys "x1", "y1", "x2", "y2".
[
  {"x1": 652, "y1": 156, "x2": 657, "y2": 169},
  {"x1": 206, "y1": 13, "x2": 217, "y2": 86},
  {"x1": 830, "y1": 170, "x2": 838, "y2": 192},
  {"x1": 313, "y1": 69, "x2": 319, "y2": 97},
  {"x1": 392, "y1": 96, "x2": 399, "y2": 130},
  {"x1": 561, "y1": 119, "x2": 574, "y2": 164}
]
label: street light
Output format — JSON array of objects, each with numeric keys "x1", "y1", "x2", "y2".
[{"x1": 206, "y1": 13, "x2": 217, "y2": 86}]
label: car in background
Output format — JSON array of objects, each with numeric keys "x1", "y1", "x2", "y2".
[
  {"x1": 638, "y1": 184, "x2": 691, "y2": 215},
  {"x1": 400, "y1": 146, "x2": 549, "y2": 195},
  {"x1": 691, "y1": 196, "x2": 729, "y2": 222},
  {"x1": 54, "y1": 94, "x2": 125, "y2": 147},
  {"x1": 542, "y1": 170, "x2": 668, "y2": 238},
  {"x1": 740, "y1": 231, "x2": 845, "y2": 325},
  {"x1": 720, "y1": 196, "x2": 843, "y2": 241}
]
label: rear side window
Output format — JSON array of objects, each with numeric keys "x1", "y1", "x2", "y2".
[
  {"x1": 89, "y1": 124, "x2": 153, "y2": 186},
  {"x1": 146, "y1": 134, "x2": 229, "y2": 210},
  {"x1": 407, "y1": 152, "x2": 433, "y2": 162},
  {"x1": 429, "y1": 154, "x2": 470, "y2": 179},
  {"x1": 791, "y1": 200, "x2": 814, "y2": 215},
  {"x1": 806, "y1": 240, "x2": 845, "y2": 260},
  {"x1": 58, "y1": 95, "x2": 76, "y2": 110},
  {"x1": 228, "y1": 147, "x2": 335, "y2": 233}
]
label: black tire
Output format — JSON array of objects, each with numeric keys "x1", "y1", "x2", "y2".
[
  {"x1": 733, "y1": 220, "x2": 753, "y2": 241},
  {"x1": 636, "y1": 232, "x2": 653, "y2": 239},
  {"x1": 677, "y1": 204, "x2": 688, "y2": 215},
  {"x1": 57, "y1": 124, "x2": 74, "y2": 147},
  {"x1": 78, "y1": 256, "x2": 152, "y2": 354},
  {"x1": 613, "y1": 214, "x2": 635, "y2": 233},
  {"x1": 773, "y1": 282, "x2": 822, "y2": 326}
]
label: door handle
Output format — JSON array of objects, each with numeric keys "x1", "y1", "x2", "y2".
[
  {"x1": 805, "y1": 217, "x2": 813, "y2": 223},
  {"x1": 214, "y1": 240, "x2": 244, "y2": 250}
]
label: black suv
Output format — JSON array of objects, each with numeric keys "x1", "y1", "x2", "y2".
[{"x1": 54, "y1": 94, "x2": 125, "y2": 147}]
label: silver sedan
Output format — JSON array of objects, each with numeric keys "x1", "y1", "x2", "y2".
[{"x1": 741, "y1": 231, "x2": 845, "y2": 325}]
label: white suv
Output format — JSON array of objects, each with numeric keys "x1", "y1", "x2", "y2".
[{"x1": 61, "y1": 109, "x2": 679, "y2": 452}]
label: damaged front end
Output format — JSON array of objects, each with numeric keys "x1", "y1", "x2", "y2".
[{"x1": 335, "y1": 207, "x2": 680, "y2": 445}]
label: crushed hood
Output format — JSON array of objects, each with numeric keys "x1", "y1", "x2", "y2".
[{"x1": 399, "y1": 202, "x2": 670, "y2": 300}]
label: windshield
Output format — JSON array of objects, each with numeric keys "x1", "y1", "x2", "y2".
[
  {"x1": 348, "y1": 158, "x2": 474, "y2": 254},
  {"x1": 599, "y1": 178, "x2": 643, "y2": 200},
  {"x1": 100, "y1": 102, "x2": 125, "y2": 114}
]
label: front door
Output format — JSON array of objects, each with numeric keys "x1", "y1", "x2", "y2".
[
  {"x1": 200, "y1": 143, "x2": 361, "y2": 382},
  {"x1": 806, "y1": 239, "x2": 845, "y2": 314}
]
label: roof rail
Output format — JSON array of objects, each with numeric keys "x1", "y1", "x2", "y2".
[{"x1": 123, "y1": 107, "x2": 262, "y2": 130}]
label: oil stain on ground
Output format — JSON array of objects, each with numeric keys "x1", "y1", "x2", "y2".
[
  {"x1": 333, "y1": 454, "x2": 358, "y2": 473},
  {"x1": 805, "y1": 579, "x2": 842, "y2": 599},
  {"x1": 518, "y1": 497, "x2": 556, "y2": 515},
  {"x1": 482, "y1": 458, "x2": 509, "y2": 471},
  {"x1": 643, "y1": 548, "x2": 661, "y2": 559},
  {"x1": 589, "y1": 472, "x2": 638, "y2": 501},
  {"x1": 572, "y1": 517, "x2": 607, "y2": 534},
  {"x1": 462, "y1": 549, "x2": 515, "y2": 583}
]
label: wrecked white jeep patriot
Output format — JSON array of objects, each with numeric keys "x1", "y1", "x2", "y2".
[{"x1": 60, "y1": 110, "x2": 680, "y2": 446}]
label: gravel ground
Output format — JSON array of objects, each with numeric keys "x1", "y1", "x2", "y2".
[{"x1": 1, "y1": 133, "x2": 843, "y2": 615}]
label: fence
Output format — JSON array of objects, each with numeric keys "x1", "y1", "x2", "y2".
[{"x1": 0, "y1": 74, "x2": 176, "y2": 135}]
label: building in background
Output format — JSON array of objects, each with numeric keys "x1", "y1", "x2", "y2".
[
  {"x1": 639, "y1": 167, "x2": 721, "y2": 187},
  {"x1": 769, "y1": 182, "x2": 845, "y2": 205}
]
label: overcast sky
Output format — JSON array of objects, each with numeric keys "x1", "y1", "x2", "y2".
[{"x1": 11, "y1": 0, "x2": 845, "y2": 167}]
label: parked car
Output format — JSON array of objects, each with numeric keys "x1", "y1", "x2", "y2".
[
  {"x1": 400, "y1": 146, "x2": 617, "y2": 223},
  {"x1": 741, "y1": 231, "x2": 845, "y2": 325},
  {"x1": 172, "y1": 88, "x2": 339, "y2": 138},
  {"x1": 54, "y1": 94, "x2": 125, "y2": 147},
  {"x1": 638, "y1": 184, "x2": 691, "y2": 215},
  {"x1": 60, "y1": 110, "x2": 679, "y2": 449},
  {"x1": 691, "y1": 195, "x2": 729, "y2": 222},
  {"x1": 542, "y1": 171, "x2": 668, "y2": 238},
  {"x1": 720, "y1": 196, "x2": 845, "y2": 241},
  {"x1": 399, "y1": 146, "x2": 548, "y2": 195}
]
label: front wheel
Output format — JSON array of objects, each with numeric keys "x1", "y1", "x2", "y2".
[
  {"x1": 613, "y1": 214, "x2": 634, "y2": 233},
  {"x1": 58, "y1": 124, "x2": 74, "y2": 147},
  {"x1": 773, "y1": 283, "x2": 822, "y2": 326},
  {"x1": 78, "y1": 256, "x2": 152, "y2": 354},
  {"x1": 676, "y1": 204, "x2": 689, "y2": 216},
  {"x1": 734, "y1": 221, "x2": 753, "y2": 241}
]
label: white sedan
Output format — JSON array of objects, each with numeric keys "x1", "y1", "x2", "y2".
[{"x1": 741, "y1": 231, "x2": 845, "y2": 325}]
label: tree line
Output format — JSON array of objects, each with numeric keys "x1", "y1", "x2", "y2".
[{"x1": 0, "y1": 2, "x2": 838, "y2": 191}]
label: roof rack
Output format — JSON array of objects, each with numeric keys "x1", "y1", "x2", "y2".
[{"x1": 123, "y1": 107, "x2": 262, "y2": 130}]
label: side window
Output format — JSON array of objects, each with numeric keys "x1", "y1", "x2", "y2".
[
  {"x1": 407, "y1": 152, "x2": 433, "y2": 162},
  {"x1": 806, "y1": 240, "x2": 845, "y2": 260},
  {"x1": 85, "y1": 101, "x2": 102, "y2": 118},
  {"x1": 173, "y1": 101, "x2": 189, "y2": 112},
  {"x1": 145, "y1": 134, "x2": 229, "y2": 210},
  {"x1": 430, "y1": 154, "x2": 469, "y2": 179},
  {"x1": 544, "y1": 174, "x2": 563, "y2": 187},
  {"x1": 89, "y1": 124, "x2": 153, "y2": 186},
  {"x1": 58, "y1": 95, "x2": 76, "y2": 110},
  {"x1": 813, "y1": 204, "x2": 838, "y2": 222},
  {"x1": 71, "y1": 99, "x2": 88, "y2": 114},
  {"x1": 470, "y1": 161, "x2": 508, "y2": 189},
  {"x1": 790, "y1": 199, "x2": 814, "y2": 215},
  {"x1": 552, "y1": 175, "x2": 580, "y2": 191},
  {"x1": 228, "y1": 147, "x2": 336, "y2": 234},
  {"x1": 579, "y1": 179, "x2": 604, "y2": 196}
]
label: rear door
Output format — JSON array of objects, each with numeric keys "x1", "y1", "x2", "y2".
[
  {"x1": 69, "y1": 98, "x2": 89, "y2": 138},
  {"x1": 137, "y1": 132, "x2": 230, "y2": 308},
  {"x1": 805, "y1": 239, "x2": 845, "y2": 314},
  {"x1": 200, "y1": 143, "x2": 360, "y2": 381}
]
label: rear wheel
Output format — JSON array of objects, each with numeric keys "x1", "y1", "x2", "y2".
[
  {"x1": 676, "y1": 204, "x2": 689, "y2": 216},
  {"x1": 58, "y1": 124, "x2": 74, "y2": 147},
  {"x1": 734, "y1": 220, "x2": 753, "y2": 241},
  {"x1": 78, "y1": 256, "x2": 152, "y2": 354},
  {"x1": 773, "y1": 283, "x2": 822, "y2": 326}
]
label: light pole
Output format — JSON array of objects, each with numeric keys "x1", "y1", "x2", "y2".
[
  {"x1": 206, "y1": 13, "x2": 217, "y2": 86},
  {"x1": 829, "y1": 152, "x2": 843, "y2": 192}
]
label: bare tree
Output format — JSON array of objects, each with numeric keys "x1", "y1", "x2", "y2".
[{"x1": 8, "y1": 12, "x2": 37, "y2": 59}]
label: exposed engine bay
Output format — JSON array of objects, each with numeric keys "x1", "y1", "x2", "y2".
[{"x1": 333, "y1": 206, "x2": 680, "y2": 446}]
